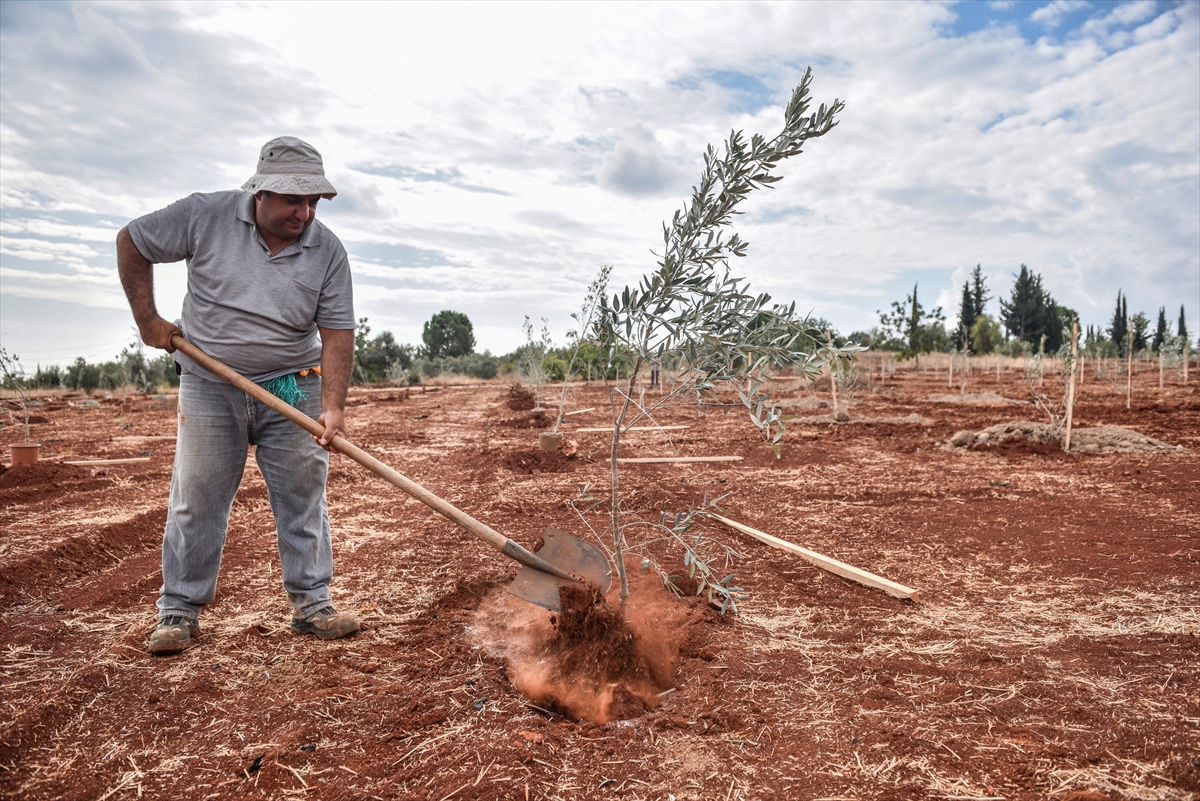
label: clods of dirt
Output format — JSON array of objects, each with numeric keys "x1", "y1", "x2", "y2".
[
  {"x1": 470, "y1": 568, "x2": 698, "y2": 724},
  {"x1": 972, "y1": 435, "x2": 1069, "y2": 457},
  {"x1": 496, "y1": 411, "x2": 552, "y2": 429},
  {"x1": 502, "y1": 448, "x2": 576, "y2": 474}
]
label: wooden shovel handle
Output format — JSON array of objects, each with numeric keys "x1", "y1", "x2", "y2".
[{"x1": 170, "y1": 335, "x2": 576, "y2": 581}]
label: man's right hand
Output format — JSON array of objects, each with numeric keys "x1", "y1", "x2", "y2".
[{"x1": 140, "y1": 316, "x2": 183, "y2": 353}]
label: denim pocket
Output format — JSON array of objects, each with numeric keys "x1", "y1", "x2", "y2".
[{"x1": 280, "y1": 280, "x2": 320, "y2": 328}]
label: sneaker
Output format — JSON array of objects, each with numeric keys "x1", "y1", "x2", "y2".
[
  {"x1": 291, "y1": 606, "x2": 359, "y2": 640},
  {"x1": 149, "y1": 615, "x2": 198, "y2": 655}
]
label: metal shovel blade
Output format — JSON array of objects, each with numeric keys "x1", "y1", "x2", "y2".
[{"x1": 507, "y1": 528, "x2": 613, "y2": 612}]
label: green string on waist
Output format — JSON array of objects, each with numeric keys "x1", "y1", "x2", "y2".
[{"x1": 261, "y1": 373, "x2": 307, "y2": 407}]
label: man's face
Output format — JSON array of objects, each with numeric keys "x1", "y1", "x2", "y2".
[{"x1": 254, "y1": 191, "x2": 320, "y2": 240}]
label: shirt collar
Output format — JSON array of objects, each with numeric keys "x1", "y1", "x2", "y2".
[
  {"x1": 236, "y1": 191, "x2": 256, "y2": 225},
  {"x1": 236, "y1": 191, "x2": 323, "y2": 250}
]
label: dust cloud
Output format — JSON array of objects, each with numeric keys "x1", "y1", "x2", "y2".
[{"x1": 468, "y1": 569, "x2": 693, "y2": 723}]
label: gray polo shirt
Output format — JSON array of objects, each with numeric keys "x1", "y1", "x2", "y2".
[{"x1": 128, "y1": 191, "x2": 355, "y2": 384}]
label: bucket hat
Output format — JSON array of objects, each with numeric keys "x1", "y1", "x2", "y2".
[{"x1": 241, "y1": 136, "x2": 337, "y2": 199}]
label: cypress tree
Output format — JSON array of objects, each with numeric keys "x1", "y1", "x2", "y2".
[
  {"x1": 1109, "y1": 291, "x2": 1128, "y2": 356},
  {"x1": 1152, "y1": 307, "x2": 1168, "y2": 352},
  {"x1": 970, "y1": 264, "x2": 989, "y2": 318},
  {"x1": 1180, "y1": 305, "x2": 1190, "y2": 343},
  {"x1": 955, "y1": 280, "x2": 976, "y2": 351}
]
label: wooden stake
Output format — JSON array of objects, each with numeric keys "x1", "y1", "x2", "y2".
[
  {"x1": 1126, "y1": 321, "x2": 1133, "y2": 410},
  {"x1": 1063, "y1": 321, "x2": 1078, "y2": 453},
  {"x1": 110, "y1": 435, "x2": 177, "y2": 442},
  {"x1": 562, "y1": 407, "x2": 596, "y2": 417},
  {"x1": 1159, "y1": 349, "x2": 1164, "y2": 390},
  {"x1": 710, "y1": 513, "x2": 918, "y2": 602},
  {"x1": 63, "y1": 457, "x2": 151, "y2": 466}
]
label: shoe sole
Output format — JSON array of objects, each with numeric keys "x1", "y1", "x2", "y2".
[
  {"x1": 148, "y1": 634, "x2": 193, "y2": 655},
  {"x1": 148, "y1": 622, "x2": 197, "y2": 655},
  {"x1": 291, "y1": 620, "x2": 360, "y2": 640}
]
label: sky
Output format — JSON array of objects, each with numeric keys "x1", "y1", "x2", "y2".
[{"x1": 1, "y1": 0, "x2": 1197, "y2": 367}]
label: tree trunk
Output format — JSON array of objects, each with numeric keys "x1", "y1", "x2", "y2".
[
  {"x1": 826, "y1": 331, "x2": 837, "y2": 410},
  {"x1": 609, "y1": 387, "x2": 634, "y2": 607}
]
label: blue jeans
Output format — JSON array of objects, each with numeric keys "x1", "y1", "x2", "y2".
[{"x1": 157, "y1": 371, "x2": 333, "y2": 622}]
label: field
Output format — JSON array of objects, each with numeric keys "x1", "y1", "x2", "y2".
[{"x1": 1, "y1": 359, "x2": 1197, "y2": 801}]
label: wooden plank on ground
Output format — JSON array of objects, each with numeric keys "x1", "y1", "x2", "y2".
[
  {"x1": 614, "y1": 456, "x2": 742, "y2": 464},
  {"x1": 577, "y1": 425, "x2": 689, "y2": 433},
  {"x1": 562, "y1": 407, "x2": 596, "y2": 417},
  {"x1": 710, "y1": 513, "x2": 919, "y2": 602},
  {"x1": 62, "y1": 458, "x2": 152, "y2": 466},
  {"x1": 110, "y1": 435, "x2": 177, "y2": 442}
]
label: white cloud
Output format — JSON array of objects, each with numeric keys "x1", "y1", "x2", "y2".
[
  {"x1": 1031, "y1": 0, "x2": 1091, "y2": 29},
  {"x1": 0, "y1": 236, "x2": 100, "y2": 269},
  {"x1": 0, "y1": 218, "x2": 119, "y2": 242},
  {"x1": 597, "y1": 124, "x2": 690, "y2": 198}
]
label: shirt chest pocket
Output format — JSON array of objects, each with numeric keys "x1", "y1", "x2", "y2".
[{"x1": 279, "y1": 279, "x2": 320, "y2": 329}]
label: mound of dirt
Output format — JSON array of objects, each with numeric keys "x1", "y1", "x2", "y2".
[
  {"x1": 925, "y1": 392, "x2": 1022, "y2": 404},
  {"x1": 948, "y1": 421, "x2": 1182, "y2": 455},
  {"x1": 856, "y1": 412, "x2": 934, "y2": 426},
  {"x1": 506, "y1": 385, "x2": 536, "y2": 411},
  {"x1": 776, "y1": 396, "x2": 830, "y2": 410},
  {"x1": 502, "y1": 448, "x2": 576, "y2": 474},
  {"x1": 0, "y1": 461, "x2": 95, "y2": 489},
  {"x1": 1069, "y1": 425, "x2": 1184, "y2": 454},
  {"x1": 0, "y1": 508, "x2": 166, "y2": 602}
]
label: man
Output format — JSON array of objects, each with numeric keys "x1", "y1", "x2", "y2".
[{"x1": 117, "y1": 136, "x2": 359, "y2": 655}]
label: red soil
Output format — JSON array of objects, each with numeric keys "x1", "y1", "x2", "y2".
[{"x1": 1, "y1": 364, "x2": 1197, "y2": 800}]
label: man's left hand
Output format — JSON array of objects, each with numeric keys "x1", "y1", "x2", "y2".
[{"x1": 314, "y1": 408, "x2": 346, "y2": 450}]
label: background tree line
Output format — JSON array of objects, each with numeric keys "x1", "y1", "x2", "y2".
[
  {"x1": 5, "y1": 280, "x2": 1194, "y2": 396},
  {"x1": 847, "y1": 263, "x2": 1193, "y2": 360}
]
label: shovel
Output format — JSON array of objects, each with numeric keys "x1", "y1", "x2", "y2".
[{"x1": 170, "y1": 335, "x2": 611, "y2": 612}]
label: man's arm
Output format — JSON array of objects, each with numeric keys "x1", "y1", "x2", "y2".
[
  {"x1": 315, "y1": 326, "x2": 354, "y2": 448},
  {"x1": 116, "y1": 227, "x2": 181, "y2": 352}
]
